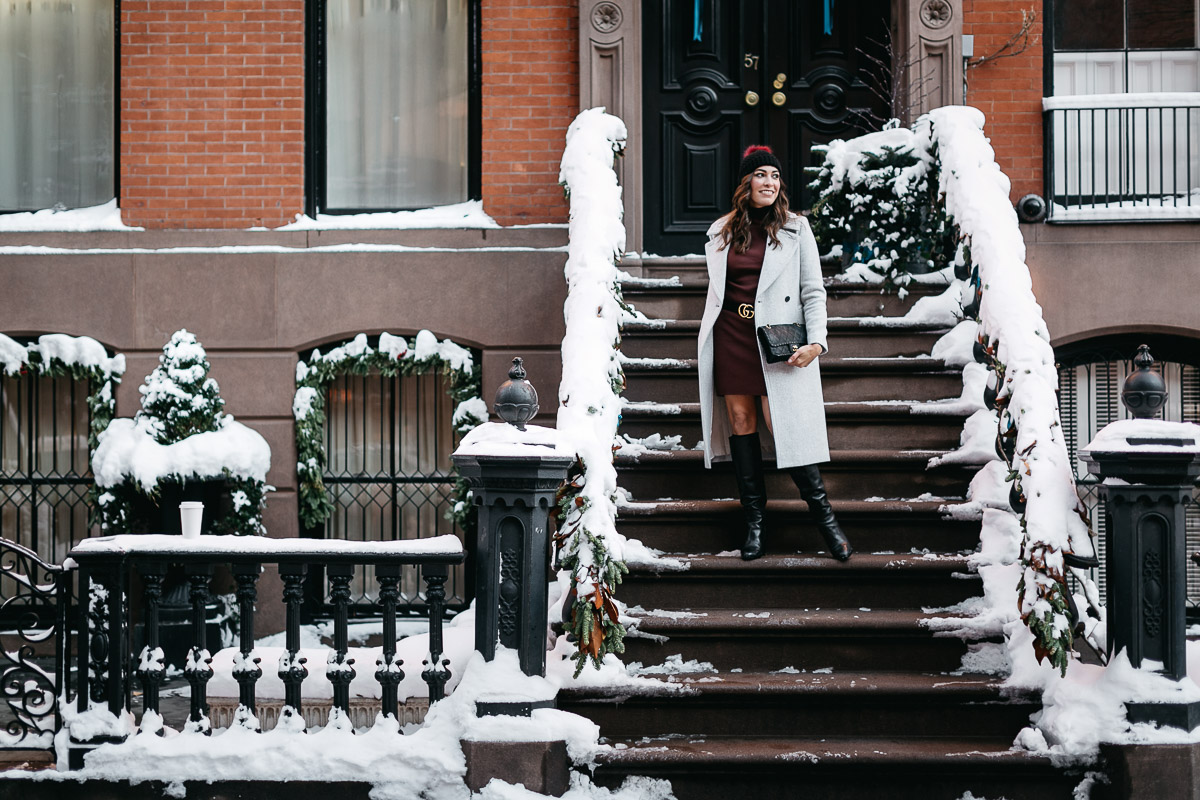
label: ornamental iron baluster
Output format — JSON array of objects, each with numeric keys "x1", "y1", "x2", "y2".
[
  {"x1": 135, "y1": 562, "x2": 168, "y2": 732},
  {"x1": 421, "y1": 564, "x2": 451, "y2": 702},
  {"x1": 231, "y1": 562, "x2": 263, "y2": 731},
  {"x1": 278, "y1": 563, "x2": 309, "y2": 731},
  {"x1": 326, "y1": 564, "x2": 356, "y2": 728},
  {"x1": 184, "y1": 564, "x2": 214, "y2": 734},
  {"x1": 374, "y1": 565, "x2": 404, "y2": 724}
]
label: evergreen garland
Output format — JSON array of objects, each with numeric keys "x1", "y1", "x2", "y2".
[{"x1": 292, "y1": 332, "x2": 484, "y2": 536}]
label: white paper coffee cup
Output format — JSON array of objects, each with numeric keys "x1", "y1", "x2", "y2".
[{"x1": 179, "y1": 501, "x2": 204, "y2": 540}]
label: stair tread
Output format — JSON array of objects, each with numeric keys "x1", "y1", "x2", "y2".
[
  {"x1": 621, "y1": 318, "x2": 952, "y2": 333},
  {"x1": 594, "y1": 735, "x2": 1057, "y2": 768},
  {"x1": 620, "y1": 400, "x2": 968, "y2": 420},
  {"x1": 626, "y1": 607, "x2": 971, "y2": 633},
  {"x1": 563, "y1": 670, "x2": 1023, "y2": 700},
  {"x1": 620, "y1": 275, "x2": 949, "y2": 296},
  {"x1": 626, "y1": 552, "x2": 973, "y2": 574},
  {"x1": 621, "y1": 355, "x2": 956, "y2": 372},
  {"x1": 615, "y1": 448, "x2": 955, "y2": 466},
  {"x1": 617, "y1": 498, "x2": 962, "y2": 516}
]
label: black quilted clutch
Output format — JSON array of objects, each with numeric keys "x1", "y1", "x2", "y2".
[{"x1": 756, "y1": 323, "x2": 809, "y2": 364}]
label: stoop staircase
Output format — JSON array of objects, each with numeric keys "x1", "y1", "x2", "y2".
[{"x1": 558, "y1": 259, "x2": 1087, "y2": 800}]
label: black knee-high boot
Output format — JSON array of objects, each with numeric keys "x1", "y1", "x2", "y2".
[
  {"x1": 729, "y1": 433, "x2": 767, "y2": 561},
  {"x1": 788, "y1": 465, "x2": 853, "y2": 561}
]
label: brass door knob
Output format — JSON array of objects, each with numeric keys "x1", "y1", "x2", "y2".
[
  {"x1": 745, "y1": 91, "x2": 760, "y2": 107},
  {"x1": 773, "y1": 73, "x2": 787, "y2": 89},
  {"x1": 771, "y1": 91, "x2": 786, "y2": 107}
]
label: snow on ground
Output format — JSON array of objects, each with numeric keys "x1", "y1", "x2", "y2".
[
  {"x1": 278, "y1": 200, "x2": 499, "y2": 230},
  {"x1": 0, "y1": 199, "x2": 141, "y2": 231}
]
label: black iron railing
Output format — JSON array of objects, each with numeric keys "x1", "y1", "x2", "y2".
[
  {"x1": 1044, "y1": 94, "x2": 1200, "y2": 219},
  {"x1": 64, "y1": 534, "x2": 463, "y2": 763}
]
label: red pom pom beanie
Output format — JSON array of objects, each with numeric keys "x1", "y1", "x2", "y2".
[{"x1": 738, "y1": 145, "x2": 782, "y2": 181}]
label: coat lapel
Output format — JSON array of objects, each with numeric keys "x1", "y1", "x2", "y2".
[
  {"x1": 704, "y1": 220, "x2": 729, "y2": 307},
  {"x1": 756, "y1": 225, "x2": 800, "y2": 298}
]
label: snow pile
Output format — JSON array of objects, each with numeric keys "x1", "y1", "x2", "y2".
[
  {"x1": 1082, "y1": 418, "x2": 1200, "y2": 454},
  {"x1": 92, "y1": 417, "x2": 270, "y2": 492},
  {"x1": 0, "y1": 199, "x2": 141, "y2": 231},
  {"x1": 0, "y1": 332, "x2": 125, "y2": 379},
  {"x1": 279, "y1": 200, "x2": 499, "y2": 230},
  {"x1": 455, "y1": 422, "x2": 575, "y2": 459},
  {"x1": 554, "y1": 108, "x2": 632, "y2": 672}
]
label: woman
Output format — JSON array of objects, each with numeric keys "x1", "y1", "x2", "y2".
[{"x1": 697, "y1": 145, "x2": 853, "y2": 562}]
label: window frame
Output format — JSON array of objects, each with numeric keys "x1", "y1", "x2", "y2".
[
  {"x1": 304, "y1": 0, "x2": 483, "y2": 217},
  {"x1": 0, "y1": 0, "x2": 120, "y2": 214}
]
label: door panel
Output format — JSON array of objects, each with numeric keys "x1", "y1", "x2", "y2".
[{"x1": 643, "y1": 0, "x2": 889, "y2": 256}]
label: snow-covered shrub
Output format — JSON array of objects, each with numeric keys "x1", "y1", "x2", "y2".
[
  {"x1": 93, "y1": 329, "x2": 271, "y2": 536},
  {"x1": 808, "y1": 123, "x2": 959, "y2": 293},
  {"x1": 293, "y1": 331, "x2": 484, "y2": 534},
  {"x1": 555, "y1": 108, "x2": 630, "y2": 674}
]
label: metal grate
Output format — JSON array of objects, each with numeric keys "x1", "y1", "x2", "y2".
[
  {"x1": 321, "y1": 369, "x2": 469, "y2": 613},
  {"x1": 1058, "y1": 356, "x2": 1200, "y2": 609},
  {"x1": 0, "y1": 373, "x2": 92, "y2": 604}
]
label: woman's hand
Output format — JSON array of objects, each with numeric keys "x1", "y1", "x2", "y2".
[{"x1": 787, "y1": 343, "x2": 822, "y2": 368}]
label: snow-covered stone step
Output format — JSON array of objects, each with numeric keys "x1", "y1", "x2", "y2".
[
  {"x1": 619, "y1": 400, "x2": 968, "y2": 450},
  {"x1": 614, "y1": 448, "x2": 975, "y2": 501},
  {"x1": 621, "y1": 355, "x2": 964, "y2": 404},
  {"x1": 560, "y1": 670, "x2": 1036, "y2": 741},
  {"x1": 590, "y1": 736, "x2": 1082, "y2": 800},
  {"x1": 619, "y1": 318, "x2": 952, "y2": 360},
  {"x1": 621, "y1": 607, "x2": 988, "y2": 674},
  {"x1": 619, "y1": 553, "x2": 979, "y2": 611},
  {"x1": 621, "y1": 279, "x2": 949, "y2": 321},
  {"x1": 615, "y1": 498, "x2": 981, "y2": 554}
]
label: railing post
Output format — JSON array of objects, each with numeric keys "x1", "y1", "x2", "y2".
[
  {"x1": 135, "y1": 560, "x2": 168, "y2": 733},
  {"x1": 231, "y1": 561, "x2": 263, "y2": 731},
  {"x1": 277, "y1": 562, "x2": 309, "y2": 731},
  {"x1": 1082, "y1": 345, "x2": 1200, "y2": 730},
  {"x1": 184, "y1": 563, "x2": 214, "y2": 734},
  {"x1": 421, "y1": 564, "x2": 450, "y2": 702},
  {"x1": 326, "y1": 563, "x2": 356, "y2": 728},
  {"x1": 374, "y1": 564, "x2": 404, "y2": 723},
  {"x1": 451, "y1": 360, "x2": 573, "y2": 686}
]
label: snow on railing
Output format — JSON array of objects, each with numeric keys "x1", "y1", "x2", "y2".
[{"x1": 554, "y1": 108, "x2": 630, "y2": 673}]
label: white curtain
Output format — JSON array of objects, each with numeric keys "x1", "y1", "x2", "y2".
[
  {"x1": 0, "y1": 0, "x2": 114, "y2": 211},
  {"x1": 326, "y1": 0, "x2": 469, "y2": 210}
]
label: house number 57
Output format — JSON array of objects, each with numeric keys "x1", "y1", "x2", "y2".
[{"x1": 744, "y1": 53, "x2": 760, "y2": 69}]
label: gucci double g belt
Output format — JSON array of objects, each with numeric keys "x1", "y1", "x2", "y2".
[{"x1": 722, "y1": 300, "x2": 754, "y2": 319}]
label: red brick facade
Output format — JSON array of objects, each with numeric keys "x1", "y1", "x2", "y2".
[
  {"x1": 120, "y1": 0, "x2": 306, "y2": 229},
  {"x1": 480, "y1": 0, "x2": 579, "y2": 225},
  {"x1": 962, "y1": 0, "x2": 1045, "y2": 203}
]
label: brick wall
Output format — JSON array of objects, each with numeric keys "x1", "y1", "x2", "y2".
[
  {"x1": 481, "y1": 0, "x2": 579, "y2": 225},
  {"x1": 962, "y1": 0, "x2": 1044, "y2": 203},
  {"x1": 120, "y1": 0, "x2": 305, "y2": 228}
]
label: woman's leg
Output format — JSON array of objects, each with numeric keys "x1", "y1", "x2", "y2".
[
  {"x1": 765, "y1": 398, "x2": 854, "y2": 560},
  {"x1": 724, "y1": 394, "x2": 766, "y2": 560}
]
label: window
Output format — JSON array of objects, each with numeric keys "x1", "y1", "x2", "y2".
[
  {"x1": 0, "y1": 372, "x2": 93, "y2": 600},
  {"x1": 0, "y1": 0, "x2": 115, "y2": 211},
  {"x1": 320, "y1": 368, "x2": 469, "y2": 612},
  {"x1": 308, "y1": 0, "x2": 481, "y2": 214},
  {"x1": 1051, "y1": 0, "x2": 1200, "y2": 94},
  {"x1": 1058, "y1": 347, "x2": 1200, "y2": 611}
]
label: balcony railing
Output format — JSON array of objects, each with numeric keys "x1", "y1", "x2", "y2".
[{"x1": 1044, "y1": 93, "x2": 1200, "y2": 221}]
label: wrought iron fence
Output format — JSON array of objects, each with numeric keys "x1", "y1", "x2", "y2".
[
  {"x1": 0, "y1": 372, "x2": 93, "y2": 606},
  {"x1": 1044, "y1": 94, "x2": 1200, "y2": 220},
  {"x1": 1058, "y1": 351, "x2": 1200, "y2": 609},
  {"x1": 320, "y1": 369, "x2": 469, "y2": 614}
]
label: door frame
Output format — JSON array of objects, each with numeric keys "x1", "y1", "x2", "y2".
[{"x1": 578, "y1": 0, "x2": 962, "y2": 255}]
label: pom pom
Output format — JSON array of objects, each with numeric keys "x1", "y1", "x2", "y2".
[{"x1": 742, "y1": 145, "x2": 774, "y2": 159}]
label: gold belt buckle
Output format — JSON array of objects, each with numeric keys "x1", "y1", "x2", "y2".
[{"x1": 737, "y1": 303, "x2": 754, "y2": 319}]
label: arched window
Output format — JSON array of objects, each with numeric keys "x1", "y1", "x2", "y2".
[{"x1": 1058, "y1": 342, "x2": 1200, "y2": 610}]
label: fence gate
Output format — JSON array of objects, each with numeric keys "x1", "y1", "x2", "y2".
[{"x1": 0, "y1": 537, "x2": 69, "y2": 749}]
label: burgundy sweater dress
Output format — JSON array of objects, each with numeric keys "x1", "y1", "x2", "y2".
[{"x1": 713, "y1": 206, "x2": 770, "y2": 397}]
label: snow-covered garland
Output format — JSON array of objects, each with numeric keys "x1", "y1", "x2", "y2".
[
  {"x1": 813, "y1": 109, "x2": 1098, "y2": 675},
  {"x1": 293, "y1": 331, "x2": 485, "y2": 533},
  {"x1": 554, "y1": 108, "x2": 631, "y2": 674},
  {"x1": 1, "y1": 333, "x2": 126, "y2": 531}
]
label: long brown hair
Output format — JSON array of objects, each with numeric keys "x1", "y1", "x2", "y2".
[{"x1": 718, "y1": 172, "x2": 790, "y2": 254}]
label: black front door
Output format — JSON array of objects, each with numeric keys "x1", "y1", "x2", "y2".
[{"x1": 643, "y1": 0, "x2": 889, "y2": 256}]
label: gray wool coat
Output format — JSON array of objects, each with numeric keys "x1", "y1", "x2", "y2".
[{"x1": 698, "y1": 212, "x2": 831, "y2": 469}]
